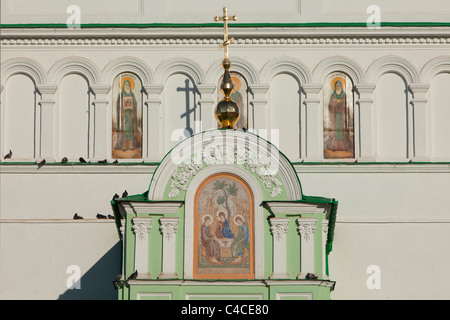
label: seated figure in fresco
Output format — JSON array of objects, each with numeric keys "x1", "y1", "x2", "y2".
[
  {"x1": 201, "y1": 216, "x2": 223, "y2": 265},
  {"x1": 215, "y1": 211, "x2": 235, "y2": 240},
  {"x1": 230, "y1": 215, "x2": 249, "y2": 265}
]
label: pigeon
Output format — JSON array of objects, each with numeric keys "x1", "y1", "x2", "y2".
[
  {"x1": 128, "y1": 270, "x2": 138, "y2": 280},
  {"x1": 96, "y1": 213, "x2": 107, "y2": 219},
  {"x1": 122, "y1": 190, "x2": 128, "y2": 198},
  {"x1": 112, "y1": 193, "x2": 119, "y2": 201},
  {"x1": 61, "y1": 157, "x2": 68, "y2": 164},
  {"x1": 73, "y1": 213, "x2": 83, "y2": 220},
  {"x1": 79, "y1": 157, "x2": 87, "y2": 163},
  {"x1": 98, "y1": 159, "x2": 107, "y2": 164},
  {"x1": 242, "y1": 127, "x2": 248, "y2": 132},
  {"x1": 3, "y1": 150, "x2": 12, "y2": 159},
  {"x1": 37, "y1": 159, "x2": 46, "y2": 169},
  {"x1": 108, "y1": 214, "x2": 115, "y2": 219},
  {"x1": 305, "y1": 273, "x2": 318, "y2": 280},
  {"x1": 113, "y1": 160, "x2": 119, "y2": 164}
]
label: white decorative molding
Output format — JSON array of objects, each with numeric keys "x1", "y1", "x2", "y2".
[
  {"x1": 148, "y1": 130, "x2": 302, "y2": 202},
  {"x1": 270, "y1": 218, "x2": 289, "y2": 241},
  {"x1": 322, "y1": 219, "x2": 329, "y2": 279},
  {"x1": 159, "y1": 217, "x2": 179, "y2": 241},
  {"x1": 206, "y1": 56, "x2": 260, "y2": 85},
  {"x1": 2, "y1": 30, "x2": 450, "y2": 48},
  {"x1": 269, "y1": 217, "x2": 290, "y2": 279},
  {"x1": 260, "y1": 56, "x2": 312, "y2": 84},
  {"x1": 159, "y1": 217, "x2": 180, "y2": 279},
  {"x1": 154, "y1": 57, "x2": 206, "y2": 84},
  {"x1": 366, "y1": 55, "x2": 420, "y2": 84},
  {"x1": 297, "y1": 217, "x2": 317, "y2": 279},
  {"x1": 132, "y1": 217, "x2": 152, "y2": 279},
  {"x1": 264, "y1": 201, "x2": 328, "y2": 215},
  {"x1": 297, "y1": 220, "x2": 317, "y2": 242},
  {"x1": 313, "y1": 55, "x2": 366, "y2": 84},
  {"x1": 102, "y1": 56, "x2": 153, "y2": 86},
  {"x1": 0, "y1": 57, "x2": 47, "y2": 85},
  {"x1": 47, "y1": 56, "x2": 102, "y2": 85},
  {"x1": 121, "y1": 201, "x2": 183, "y2": 215},
  {"x1": 132, "y1": 217, "x2": 152, "y2": 241},
  {"x1": 420, "y1": 56, "x2": 450, "y2": 83},
  {"x1": 167, "y1": 142, "x2": 284, "y2": 199}
]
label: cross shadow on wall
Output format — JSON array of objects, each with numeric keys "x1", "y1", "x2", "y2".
[
  {"x1": 177, "y1": 78, "x2": 200, "y2": 137},
  {"x1": 57, "y1": 241, "x2": 121, "y2": 300}
]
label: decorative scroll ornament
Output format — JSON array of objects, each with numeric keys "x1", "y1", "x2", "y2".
[{"x1": 167, "y1": 144, "x2": 283, "y2": 199}]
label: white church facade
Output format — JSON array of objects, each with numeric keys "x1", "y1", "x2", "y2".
[{"x1": 1, "y1": 0, "x2": 450, "y2": 300}]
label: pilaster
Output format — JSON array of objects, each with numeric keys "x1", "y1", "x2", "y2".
[
  {"x1": 36, "y1": 84, "x2": 58, "y2": 161},
  {"x1": 248, "y1": 84, "x2": 269, "y2": 130},
  {"x1": 409, "y1": 83, "x2": 431, "y2": 161},
  {"x1": 197, "y1": 84, "x2": 217, "y2": 131},
  {"x1": 90, "y1": 85, "x2": 111, "y2": 160},
  {"x1": 143, "y1": 84, "x2": 164, "y2": 161},
  {"x1": 132, "y1": 217, "x2": 152, "y2": 279},
  {"x1": 158, "y1": 217, "x2": 180, "y2": 279},
  {"x1": 297, "y1": 218, "x2": 317, "y2": 279},
  {"x1": 355, "y1": 83, "x2": 376, "y2": 161},
  {"x1": 269, "y1": 217, "x2": 290, "y2": 279},
  {"x1": 302, "y1": 84, "x2": 322, "y2": 161},
  {"x1": 321, "y1": 219, "x2": 329, "y2": 279}
]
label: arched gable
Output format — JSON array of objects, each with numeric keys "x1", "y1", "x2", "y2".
[{"x1": 147, "y1": 129, "x2": 303, "y2": 202}]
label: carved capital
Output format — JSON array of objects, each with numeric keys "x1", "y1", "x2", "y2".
[
  {"x1": 270, "y1": 218, "x2": 289, "y2": 241},
  {"x1": 297, "y1": 218, "x2": 317, "y2": 242},
  {"x1": 159, "y1": 218, "x2": 179, "y2": 241},
  {"x1": 132, "y1": 217, "x2": 152, "y2": 241}
]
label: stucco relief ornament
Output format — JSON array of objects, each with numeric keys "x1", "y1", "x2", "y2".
[
  {"x1": 132, "y1": 221, "x2": 152, "y2": 241},
  {"x1": 298, "y1": 223, "x2": 317, "y2": 242},
  {"x1": 167, "y1": 144, "x2": 283, "y2": 199},
  {"x1": 160, "y1": 221, "x2": 179, "y2": 241},
  {"x1": 270, "y1": 222, "x2": 289, "y2": 241}
]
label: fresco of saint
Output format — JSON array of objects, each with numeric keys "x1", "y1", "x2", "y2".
[
  {"x1": 112, "y1": 73, "x2": 142, "y2": 159},
  {"x1": 323, "y1": 73, "x2": 355, "y2": 159}
]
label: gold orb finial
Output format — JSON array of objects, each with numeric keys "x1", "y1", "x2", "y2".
[{"x1": 214, "y1": 7, "x2": 239, "y2": 129}]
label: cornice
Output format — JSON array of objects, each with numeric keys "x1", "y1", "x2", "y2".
[{"x1": 1, "y1": 27, "x2": 449, "y2": 46}]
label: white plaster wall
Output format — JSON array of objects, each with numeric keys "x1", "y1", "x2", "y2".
[
  {"x1": 2, "y1": 0, "x2": 450, "y2": 24},
  {"x1": 1, "y1": 2, "x2": 450, "y2": 299}
]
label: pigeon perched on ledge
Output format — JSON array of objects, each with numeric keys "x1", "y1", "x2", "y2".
[
  {"x1": 73, "y1": 213, "x2": 83, "y2": 220},
  {"x1": 128, "y1": 270, "x2": 138, "y2": 280},
  {"x1": 79, "y1": 157, "x2": 87, "y2": 163},
  {"x1": 61, "y1": 157, "x2": 68, "y2": 164},
  {"x1": 37, "y1": 159, "x2": 46, "y2": 169},
  {"x1": 96, "y1": 213, "x2": 107, "y2": 219},
  {"x1": 3, "y1": 150, "x2": 12, "y2": 159},
  {"x1": 305, "y1": 273, "x2": 318, "y2": 280}
]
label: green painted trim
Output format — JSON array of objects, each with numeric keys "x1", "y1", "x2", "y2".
[{"x1": 1, "y1": 22, "x2": 450, "y2": 29}]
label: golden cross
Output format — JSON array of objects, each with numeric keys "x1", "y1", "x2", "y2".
[{"x1": 214, "y1": 7, "x2": 237, "y2": 59}]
